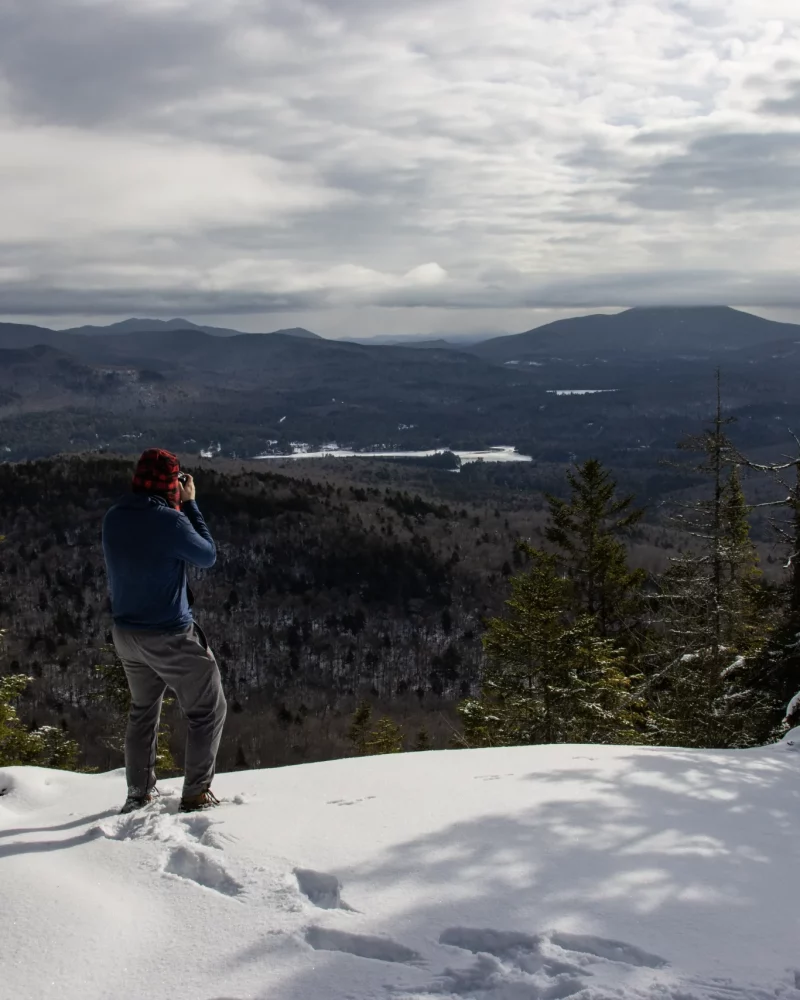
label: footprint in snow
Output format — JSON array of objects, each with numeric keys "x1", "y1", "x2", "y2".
[
  {"x1": 305, "y1": 927, "x2": 421, "y2": 965},
  {"x1": 396, "y1": 926, "x2": 670, "y2": 999},
  {"x1": 164, "y1": 845, "x2": 243, "y2": 897},
  {"x1": 97, "y1": 803, "x2": 230, "y2": 849},
  {"x1": 440, "y1": 925, "x2": 667, "y2": 970},
  {"x1": 180, "y1": 814, "x2": 235, "y2": 850},
  {"x1": 294, "y1": 867, "x2": 354, "y2": 911},
  {"x1": 96, "y1": 800, "x2": 244, "y2": 897},
  {"x1": 548, "y1": 931, "x2": 666, "y2": 969},
  {"x1": 327, "y1": 796, "x2": 377, "y2": 806}
]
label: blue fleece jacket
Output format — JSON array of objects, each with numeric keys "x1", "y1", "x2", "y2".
[{"x1": 102, "y1": 494, "x2": 216, "y2": 631}]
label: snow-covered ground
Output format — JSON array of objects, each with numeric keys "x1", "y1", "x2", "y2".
[
  {"x1": 2, "y1": 736, "x2": 800, "y2": 1000},
  {"x1": 254, "y1": 446, "x2": 532, "y2": 464},
  {"x1": 546, "y1": 390, "x2": 618, "y2": 396}
]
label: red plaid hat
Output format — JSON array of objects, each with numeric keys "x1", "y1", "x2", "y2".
[{"x1": 132, "y1": 448, "x2": 181, "y2": 509}]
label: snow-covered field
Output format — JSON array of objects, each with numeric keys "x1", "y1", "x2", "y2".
[
  {"x1": 254, "y1": 446, "x2": 532, "y2": 464},
  {"x1": 2, "y1": 736, "x2": 800, "y2": 1000},
  {"x1": 546, "y1": 390, "x2": 618, "y2": 396}
]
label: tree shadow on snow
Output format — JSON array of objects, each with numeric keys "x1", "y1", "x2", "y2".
[
  {"x1": 0, "y1": 808, "x2": 116, "y2": 840},
  {"x1": 228, "y1": 744, "x2": 800, "y2": 1000},
  {"x1": 0, "y1": 824, "x2": 107, "y2": 859}
]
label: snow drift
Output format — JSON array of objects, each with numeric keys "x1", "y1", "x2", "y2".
[{"x1": 2, "y1": 734, "x2": 800, "y2": 1000}]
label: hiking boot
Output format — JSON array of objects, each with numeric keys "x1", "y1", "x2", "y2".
[
  {"x1": 120, "y1": 788, "x2": 159, "y2": 814},
  {"x1": 179, "y1": 789, "x2": 220, "y2": 813}
]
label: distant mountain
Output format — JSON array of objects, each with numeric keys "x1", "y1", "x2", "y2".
[
  {"x1": 64, "y1": 318, "x2": 215, "y2": 336},
  {"x1": 404, "y1": 339, "x2": 456, "y2": 350},
  {"x1": 63, "y1": 318, "x2": 323, "y2": 339},
  {"x1": 0, "y1": 322, "x2": 67, "y2": 350},
  {"x1": 268, "y1": 327, "x2": 321, "y2": 340},
  {"x1": 349, "y1": 333, "x2": 486, "y2": 347},
  {"x1": 0, "y1": 343, "x2": 152, "y2": 411},
  {"x1": 470, "y1": 307, "x2": 800, "y2": 362},
  {"x1": 355, "y1": 338, "x2": 457, "y2": 350}
]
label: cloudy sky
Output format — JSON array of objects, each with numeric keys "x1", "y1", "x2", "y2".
[{"x1": 1, "y1": 0, "x2": 799, "y2": 337}]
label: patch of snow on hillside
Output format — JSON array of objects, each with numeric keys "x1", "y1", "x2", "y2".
[
  {"x1": 548, "y1": 389, "x2": 618, "y2": 396},
  {"x1": 254, "y1": 446, "x2": 531, "y2": 464},
  {"x1": 3, "y1": 738, "x2": 800, "y2": 1000}
]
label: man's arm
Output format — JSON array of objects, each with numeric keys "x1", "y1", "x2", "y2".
[{"x1": 172, "y1": 475, "x2": 216, "y2": 569}]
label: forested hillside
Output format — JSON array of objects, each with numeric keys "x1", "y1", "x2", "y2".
[
  {"x1": 0, "y1": 456, "x2": 533, "y2": 770},
  {"x1": 2, "y1": 402, "x2": 800, "y2": 778}
]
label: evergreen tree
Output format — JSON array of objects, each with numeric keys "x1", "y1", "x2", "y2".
[
  {"x1": 459, "y1": 547, "x2": 641, "y2": 748},
  {"x1": 412, "y1": 727, "x2": 432, "y2": 751},
  {"x1": 365, "y1": 717, "x2": 404, "y2": 754},
  {"x1": 0, "y1": 587, "x2": 79, "y2": 768},
  {"x1": 730, "y1": 441, "x2": 800, "y2": 741},
  {"x1": 648, "y1": 380, "x2": 773, "y2": 747},
  {"x1": 719, "y1": 465, "x2": 763, "y2": 650},
  {"x1": 347, "y1": 701, "x2": 372, "y2": 756},
  {"x1": 665, "y1": 372, "x2": 737, "y2": 655},
  {"x1": 546, "y1": 459, "x2": 645, "y2": 639},
  {"x1": 0, "y1": 674, "x2": 79, "y2": 768}
]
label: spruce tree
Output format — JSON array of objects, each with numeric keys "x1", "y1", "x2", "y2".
[
  {"x1": 0, "y1": 596, "x2": 80, "y2": 769},
  {"x1": 365, "y1": 717, "x2": 404, "y2": 754},
  {"x1": 412, "y1": 728, "x2": 432, "y2": 751},
  {"x1": 0, "y1": 675, "x2": 79, "y2": 769},
  {"x1": 724, "y1": 447, "x2": 800, "y2": 743},
  {"x1": 719, "y1": 464, "x2": 763, "y2": 650},
  {"x1": 664, "y1": 372, "x2": 737, "y2": 656},
  {"x1": 458, "y1": 547, "x2": 640, "y2": 747},
  {"x1": 546, "y1": 459, "x2": 645, "y2": 639},
  {"x1": 347, "y1": 701, "x2": 372, "y2": 756},
  {"x1": 649, "y1": 378, "x2": 773, "y2": 747}
]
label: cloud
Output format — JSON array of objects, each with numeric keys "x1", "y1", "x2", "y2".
[
  {"x1": 1, "y1": 0, "x2": 800, "y2": 329},
  {"x1": 624, "y1": 131, "x2": 800, "y2": 211},
  {"x1": 760, "y1": 79, "x2": 800, "y2": 116}
]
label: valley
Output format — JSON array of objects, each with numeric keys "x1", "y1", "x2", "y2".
[{"x1": 3, "y1": 308, "x2": 800, "y2": 491}]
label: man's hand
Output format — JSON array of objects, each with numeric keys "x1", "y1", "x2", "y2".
[{"x1": 179, "y1": 474, "x2": 196, "y2": 504}]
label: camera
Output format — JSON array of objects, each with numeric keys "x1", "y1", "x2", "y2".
[{"x1": 178, "y1": 472, "x2": 188, "y2": 484}]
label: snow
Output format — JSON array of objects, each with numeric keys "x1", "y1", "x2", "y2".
[
  {"x1": 721, "y1": 655, "x2": 746, "y2": 679},
  {"x1": 254, "y1": 446, "x2": 532, "y2": 464},
  {"x1": 547, "y1": 390, "x2": 618, "y2": 396},
  {"x1": 785, "y1": 690, "x2": 800, "y2": 721},
  {"x1": 3, "y1": 737, "x2": 800, "y2": 1000}
]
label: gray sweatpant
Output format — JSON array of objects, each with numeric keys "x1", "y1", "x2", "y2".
[{"x1": 112, "y1": 624, "x2": 227, "y2": 798}]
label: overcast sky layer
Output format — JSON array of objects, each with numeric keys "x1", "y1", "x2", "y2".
[{"x1": 1, "y1": 0, "x2": 799, "y2": 337}]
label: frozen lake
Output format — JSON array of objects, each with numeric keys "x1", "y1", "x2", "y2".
[
  {"x1": 254, "y1": 445, "x2": 532, "y2": 464},
  {"x1": 547, "y1": 389, "x2": 617, "y2": 396}
]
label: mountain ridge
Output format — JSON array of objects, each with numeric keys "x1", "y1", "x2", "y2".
[
  {"x1": 469, "y1": 306, "x2": 800, "y2": 361},
  {"x1": 61, "y1": 318, "x2": 323, "y2": 340}
]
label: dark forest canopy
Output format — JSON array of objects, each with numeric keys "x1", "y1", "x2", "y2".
[{"x1": 1, "y1": 435, "x2": 799, "y2": 775}]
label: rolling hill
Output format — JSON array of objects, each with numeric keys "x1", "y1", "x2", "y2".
[
  {"x1": 3, "y1": 307, "x2": 800, "y2": 472},
  {"x1": 469, "y1": 306, "x2": 800, "y2": 362}
]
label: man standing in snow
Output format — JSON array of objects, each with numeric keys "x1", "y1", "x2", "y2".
[{"x1": 102, "y1": 448, "x2": 227, "y2": 814}]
